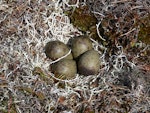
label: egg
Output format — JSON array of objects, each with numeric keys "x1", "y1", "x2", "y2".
[
  {"x1": 51, "y1": 59, "x2": 77, "y2": 80},
  {"x1": 78, "y1": 50, "x2": 100, "y2": 76},
  {"x1": 45, "y1": 41, "x2": 73, "y2": 60},
  {"x1": 71, "y1": 35, "x2": 93, "y2": 59}
]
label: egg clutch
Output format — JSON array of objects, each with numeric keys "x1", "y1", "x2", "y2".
[{"x1": 44, "y1": 35, "x2": 101, "y2": 80}]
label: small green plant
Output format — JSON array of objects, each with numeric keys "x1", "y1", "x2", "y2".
[{"x1": 138, "y1": 14, "x2": 150, "y2": 45}]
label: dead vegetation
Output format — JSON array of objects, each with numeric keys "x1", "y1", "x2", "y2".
[{"x1": 0, "y1": 0, "x2": 150, "y2": 113}]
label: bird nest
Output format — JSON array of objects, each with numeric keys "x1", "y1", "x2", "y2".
[{"x1": 0, "y1": 0, "x2": 150, "y2": 113}]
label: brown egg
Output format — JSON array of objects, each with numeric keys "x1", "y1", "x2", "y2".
[
  {"x1": 78, "y1": 50, "x2": 100, "y2": 76},
  {"x1": 51, "y1": 59, "x2": 77, "y2": 80},
  {"x1": 71, "y1": 35, "x2": 93, "y2": 59},
  {"x1": 45, "y1": 41, "x2": 73, "y2": 60}
]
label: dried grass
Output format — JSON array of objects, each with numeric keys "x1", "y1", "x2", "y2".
[{"x1": 0, "y1": 0, "x2": 150, "y2": 113}]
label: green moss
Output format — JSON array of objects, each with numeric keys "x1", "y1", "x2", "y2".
[
  {"x1": 32, "y1": 67, "x2": 52, "y2": 83},
  {"x1": 138, "y1": 15, "x2": 150, "y2": 45},
  {"x1": 71, "y1": 6, "x2": 97, "y2": 32},
  {"x1": 0, "y1": 95, "x2": 17, "y2": 113},
  {"x1": 65, "y1": 5, "x2": 105, "y2": 42},
  {"x1": 16, "y1": 86, "x2": 45, "y2": 100},
  {"x1": 67, "y1": 5, "x2": 97, "y2": 33},
  {"x1": 16, "y1": 86, "x2": 34, "y2": 94},
  {"x1": 8, "y1": 104, "x2": 17, "y2": 113}
]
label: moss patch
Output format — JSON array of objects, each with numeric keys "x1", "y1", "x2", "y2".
[{"x1": 138, "y1": 15, "x2": 150, "y2": 45}]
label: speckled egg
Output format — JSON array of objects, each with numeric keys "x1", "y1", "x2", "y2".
[
  {"x1": 51, "y1": 59, "x2": 77, "y2": 80},
  {"x1": 78, "y1": 50, "x2": 100, "y2": 76},
  {"x1": 71, "y1": 35, "x2": 93, "y2": 59},
  {"x1": 45, "y1": 41, "x2": 73, "y2": 60}
]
